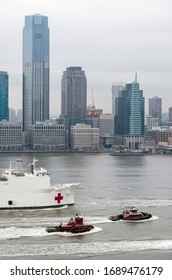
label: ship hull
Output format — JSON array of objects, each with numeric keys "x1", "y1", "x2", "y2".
[{"x1": 0, "y1": 175, "x2": 79, "y2": 210}]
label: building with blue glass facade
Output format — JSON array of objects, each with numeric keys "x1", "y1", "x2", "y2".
[
  {"x1": 22, "y1": 14, "x2": 49, "y2": 134},
  {"x1": 0, "y1": 71, "x2": 9, "y2": 121},
  {"x1": 114, "y1": 75, "x2": 145, "y2": 149}
]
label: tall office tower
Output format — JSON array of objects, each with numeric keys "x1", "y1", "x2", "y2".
[
  {"x1": 112, "y1": 82, "x2": 125, "y2": 116},
  {"x1": 0, "y1": 71, "x2": 9, "y2": 121},
  {"x1": 148, "y1": 96, "x2": 162, "y2": 125},
  {"x1": 114, "y1": 74, "x2": 145, "y2": 149},
  {"x1": 61, "y1": 67, "x2": 87, "y2": 122},
  {"x1": 169, "y1": 107, "x2": 172, "y2": 122},
  {"x1": 22, "y1": 14, "x2": 49, "y2": 133}
]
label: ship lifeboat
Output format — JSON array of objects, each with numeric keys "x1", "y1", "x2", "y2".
[
  {"x1": 46, "y1": 213, "x2": 94, "y2": 234},
  {"x1": 108, "y1": 206, "x2": 152, "y2": 221}
]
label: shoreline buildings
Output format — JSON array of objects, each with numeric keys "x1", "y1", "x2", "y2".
[
  {"x1": 0, "y1": 12, "x2": 171, "y2": 153},
  {"x1": 71, "y1": 123, "x2": 99, "y2": 151},
  {"x1": 0, "y1": 121, "x2": 22, "y2": 151},
  {"x1": 28, "y1": 121, "x2": 66, "y2": 151}
]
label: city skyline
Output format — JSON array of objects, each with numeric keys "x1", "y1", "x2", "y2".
[{"x1": 0, "y1": 0, "x2": 172, "y2": 117}]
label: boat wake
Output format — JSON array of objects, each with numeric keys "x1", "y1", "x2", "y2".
[
  {"x1": 0, "y1": 214, "x2": 160, "y2": 240},
  {"x1": 78, "y1": 199, "x2": 172, "y2": 208},
  {"x1": 0, "y1": 225, "x2": 102, "y2": 240},
  {"x1": 0, "y1": 239, "x2": 172, "y2": 258},
  {"x1": 0, "y1": 215, "x2": 108, "y2": 240},
  {"x1": 0, "y1": 216, "x2": 159, "y2": 240},
  {"x1": 0, "y1": 226, "x2": 48, "y2": 240},
  {"x1": 0, "y1": 216, "x2": 110, "y2": 229}
]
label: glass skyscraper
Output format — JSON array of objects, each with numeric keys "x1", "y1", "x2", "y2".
[
  {"x1": 112, "y1": 82, "x2": 125, "y2": 116},
  {"x1": 114, "y1": 75, "x2": 145, "y2": 148},
  {"x1": 0, "y1": 71, "x2": 9, "y2": 121},
  {"x1": 22, "y1": 14, "x2": 49, "y2": 132}
]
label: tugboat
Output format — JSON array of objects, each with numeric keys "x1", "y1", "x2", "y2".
[
  {"x1": 108, "y1": 206, "x2": 152, "y2": 221},
  {"x1": 46, "y1": 213, "x2": 94, "y2": 234}
]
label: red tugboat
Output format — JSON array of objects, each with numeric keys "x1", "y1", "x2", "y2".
[
  {"x1": 108, "y1": 207, "x2": 152, "y2": 221},
  {"x1": 46, "y1": 213, "x2": 94, "y2": 234}
]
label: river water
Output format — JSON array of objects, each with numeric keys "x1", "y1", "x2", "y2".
[{"x1": 0, "y1": 152, "x2": 172, "y2": 260}]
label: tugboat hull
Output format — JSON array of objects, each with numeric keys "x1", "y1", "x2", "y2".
[
  {"x1": 108, "y1": 208, "x2": 152, "y2": 222},
  {"x1": 46, "y1": 225, "x2": 94, "y2": 234},
  {"x1": 46, "y1": 213, "x2": 94, "y2": 234},
  {"x1": 109, "y1": 212, "x2": 152, "y2": 221},
  {"x1": 122, "y1": 212, "x2": 152, "y2": 221}
]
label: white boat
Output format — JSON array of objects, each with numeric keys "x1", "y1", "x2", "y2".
[{"x1": 0, "y1": 158, "x2": 80, "y2": 210}]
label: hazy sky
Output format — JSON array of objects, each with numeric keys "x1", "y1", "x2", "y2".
[{"x1": 0, "y1": 0, "x2": 172, "y2": 117}]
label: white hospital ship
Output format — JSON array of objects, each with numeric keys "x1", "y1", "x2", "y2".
[{"x1": 0, "y1": 158, "x2": 80, "y2": 210}]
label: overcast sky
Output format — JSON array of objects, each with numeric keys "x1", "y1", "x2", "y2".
[{"x1": 0, "y1": 0, "x2": 172, "y2": 117}]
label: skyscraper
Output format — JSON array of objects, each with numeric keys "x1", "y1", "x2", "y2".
[
  {"x1": 61, "y1": 67, "x2": 87, "y2": 121},
  {"x1": 22, "y1": 14, "x2": 49, "y2": 133},
  {"x1": 0, "y1": 71, "x2": 9, "y2": 121},
  {"x1": 148, "y1": 96, "x2": 162, "y2": 125},
  {"x1": 112, "y1": 82, "x2": 125, "y2": 116},
  {"x1": 114, "y1": 74, "x2": 145, "y2": 149},
  {"x1": 169, "y1": 107, "x2": 172, "y2": 122}
]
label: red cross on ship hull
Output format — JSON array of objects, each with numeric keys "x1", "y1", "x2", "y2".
[{"x1": 54, "y1": 193, "x2": 64, "y2": 204}]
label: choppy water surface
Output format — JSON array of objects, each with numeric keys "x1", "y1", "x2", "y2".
[{"x1": 0, "y1": 153, "x2": 172, "y2": 259}]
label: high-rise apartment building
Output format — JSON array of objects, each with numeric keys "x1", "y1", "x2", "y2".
[
  {"x1": 0, "y1": 71, "x2": 9, "y2": 121},
  {"x1": 61, "y1": 67, "x2": 87, "y2": 122},
  {"x1": 148, "y1": 96, "x2": 162, "y2": 125},
  {"x1": 114, "y1": 75, "x2": 145, "y2": 149},
  {"x1": 22, "y1": 14, "x2": 50, "y2": 133}
]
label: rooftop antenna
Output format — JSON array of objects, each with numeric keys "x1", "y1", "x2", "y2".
[
  {"x1": 135, "y1": 73, "x2": 137, "y2": 83},
  {"x1": 92, "y1": 87, "x2": 95, "y2": 108}
]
